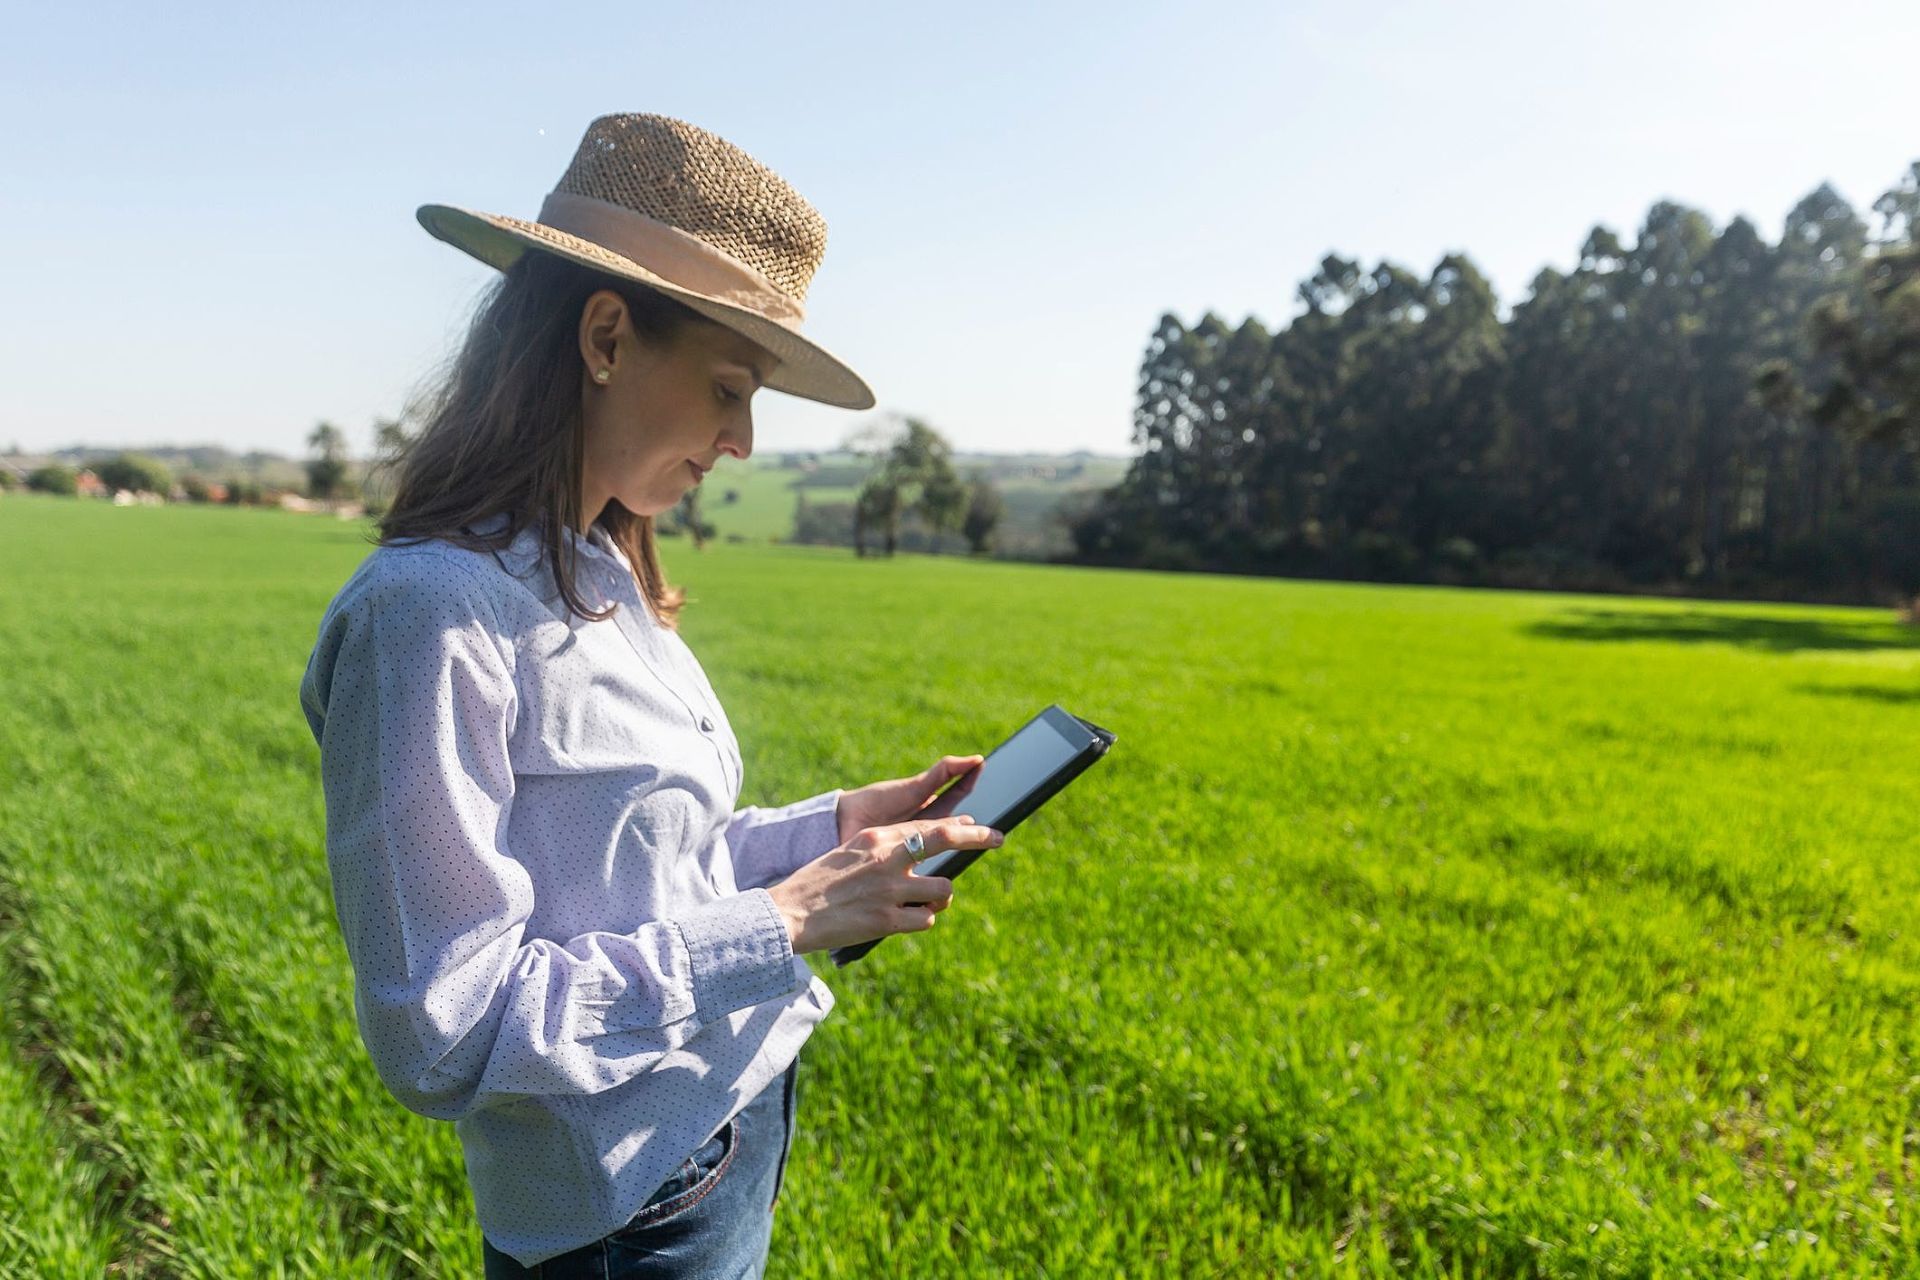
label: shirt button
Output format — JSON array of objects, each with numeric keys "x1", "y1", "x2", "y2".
[{"x1": 699, "y1": 715, "x2": 715, "y2": 733}]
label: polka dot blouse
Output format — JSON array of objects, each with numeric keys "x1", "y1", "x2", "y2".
[{"x1": 297, "y1": 511, "x2": 840, "y2": 1267}]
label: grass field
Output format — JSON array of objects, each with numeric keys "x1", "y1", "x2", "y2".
[
  {"x1": 1, "y1": 492, "x2": 1916, "y2": 1277},
  {"x1": 696, "y1": 457, "x2": 807, "y2": 541}
]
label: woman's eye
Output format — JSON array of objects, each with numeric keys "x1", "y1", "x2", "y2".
[{"x1": 715, "y1": 384, "x2": 741, "y2": 404}]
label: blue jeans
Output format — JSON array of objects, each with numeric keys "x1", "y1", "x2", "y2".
[{"x1": 482, "y1": 1059, "x2": 800, "y2": 1279}]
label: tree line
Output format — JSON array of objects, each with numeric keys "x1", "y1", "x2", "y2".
[{"x1": 1067, "y1": 162, "x2": 1920, "y2": 606}]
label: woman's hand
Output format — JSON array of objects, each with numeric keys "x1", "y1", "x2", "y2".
[
  {"x1": 767, "y1": 816, "x2": 1003, "y2": 955},
  {"x1": 834, "y1": 754, "x2": 985, "y2": 846}
]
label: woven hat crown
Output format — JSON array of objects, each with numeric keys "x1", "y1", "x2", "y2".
[
  {"x1": 415, "y1": 110, "x2": 875, "y2": 408},
  {"x1": 553, "y1": 113, "x2": 829, "y2": 307}
]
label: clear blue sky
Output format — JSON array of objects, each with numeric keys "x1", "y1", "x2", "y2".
[{"x1": 3, "y1": 0, "x2": 1916, "y2": 460}]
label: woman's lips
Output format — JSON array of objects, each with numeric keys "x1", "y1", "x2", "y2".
[{"x1": 687, "y1": 461, "x2": 707, "y2": 481}]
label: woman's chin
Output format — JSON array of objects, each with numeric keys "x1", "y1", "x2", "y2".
[
  {"x1": 615, "y1": 476, "x2": 696, "y2": 518},
  {"x1": 626, "y1": 493, "x2": 682, "y2": 519}
]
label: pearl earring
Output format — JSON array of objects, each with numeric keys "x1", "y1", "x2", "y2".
[{"x1": 594, "y1": 368, "x2": 611, "y2": 384}]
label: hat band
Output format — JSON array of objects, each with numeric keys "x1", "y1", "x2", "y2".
[{"x1": 535, "y1": 190, "x2": 806, "y2": 328}]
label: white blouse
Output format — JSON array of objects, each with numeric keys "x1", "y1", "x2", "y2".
[{"x1": 298, "y1": 511, "x2": 840, "y2": 1267}]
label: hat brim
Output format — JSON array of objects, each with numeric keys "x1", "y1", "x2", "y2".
[{"x1": 416, "y1": 203, "x2": 877, "y2": 411}]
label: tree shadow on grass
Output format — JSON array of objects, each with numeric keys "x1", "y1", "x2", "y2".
[
  {"x1": 1794, "y1": 682, "x2": 1920, "y2": 705},
  {"x1": 1525, "y1": 608, "x2": 1920, "y2": 654}
]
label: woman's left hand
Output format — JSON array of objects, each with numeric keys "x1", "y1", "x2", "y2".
[{"x1": 835, "y1": 754, "x2": 986, "y2": 847}]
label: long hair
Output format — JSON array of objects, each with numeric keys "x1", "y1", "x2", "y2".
[{"x1": 374, "y1": 249, "x2": 721, "y2": 629}]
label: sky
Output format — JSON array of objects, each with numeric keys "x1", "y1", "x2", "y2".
[{"x1": 2, "y1": 0, "x2": 1917, "y2": 461}]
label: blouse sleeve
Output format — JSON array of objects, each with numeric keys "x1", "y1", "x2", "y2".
[
  {"x1": 726, "y1": 789, "x2": 845, "y2": 892},
  {"x1": 299, "y1": 554, "x2": 806, "y2": 1123}
]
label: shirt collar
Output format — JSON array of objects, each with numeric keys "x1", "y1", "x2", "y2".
[{"x1": 465, "y1": 511, "x2": 618, "y2": 565}]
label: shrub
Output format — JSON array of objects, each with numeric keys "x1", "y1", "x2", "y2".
[
  {"x1": 1347, "y1": 530, "x2": 1421, "y2": 581},
  {"x1": 27, "y1": 465, "x2": 78, "y2": 496},
  {"x1": 94, "y1": 453, "x2": 172, "y2": 496},
  {"x1": 1434, "y1": 536, "x2": 1484, "y2": 583},
  {"x1": 792, "y1": 499, "x2": 856, "y2": 547}
]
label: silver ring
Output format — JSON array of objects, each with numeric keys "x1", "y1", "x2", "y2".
[{"x1": 903, "y1": 831, "x2": 924, "y2": 856}]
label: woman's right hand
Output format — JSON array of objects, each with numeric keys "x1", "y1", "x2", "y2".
[{"x1": 766, "y1": 816, "x2": 1004, "y2": 955}]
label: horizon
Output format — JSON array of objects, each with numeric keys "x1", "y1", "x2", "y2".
[{"x1": 0, "y1": 440, "x2": 1138, "y2": 466}]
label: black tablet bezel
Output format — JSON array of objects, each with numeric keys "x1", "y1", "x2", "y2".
[{"x1": 828, "y1": 704, "x2": 1114, "y2": 968}]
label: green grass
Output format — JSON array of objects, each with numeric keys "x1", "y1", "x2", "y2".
[
  {"x1": 698, "y1": 456, "x2": 809, "y2": 541},
  {"x1": 0, "y1": 490, "x2": 1916, "y2": 1276}
]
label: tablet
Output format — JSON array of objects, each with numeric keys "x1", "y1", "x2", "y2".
[{"x1": 828, "y1": 704, "x2": 1116, "y2": 968}]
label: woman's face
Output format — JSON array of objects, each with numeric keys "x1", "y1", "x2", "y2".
[{"x1": 576, "y1": 288, "x2": 773, "y2": 527}]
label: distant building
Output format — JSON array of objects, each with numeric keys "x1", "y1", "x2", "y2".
[{"x1": 75, "y1": 469, "x2": 107, "y2": 498}]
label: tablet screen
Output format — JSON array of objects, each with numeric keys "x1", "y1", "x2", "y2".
[{"x1": 913, "y1": 712, "x2": 1086, "y2": 877}]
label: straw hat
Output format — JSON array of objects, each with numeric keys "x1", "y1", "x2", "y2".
[{"x1": 417, "y1": 113, "x2": 875, "y2": 410}]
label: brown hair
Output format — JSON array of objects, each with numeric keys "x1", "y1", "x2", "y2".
[{"x1": 373, "y1": 249, "x2": 722, "y2": 629}]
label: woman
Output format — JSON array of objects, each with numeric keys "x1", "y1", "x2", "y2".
[{"x1": 297, "y1": 113, "x2": 1004, "y2": 1278}]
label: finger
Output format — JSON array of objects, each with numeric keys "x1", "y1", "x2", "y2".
[
  {"x1": 914, "y1": 815, "x2": 1003, "y2": 857},
  {"x1": 891, "y1": 904, "x2": 940, "y2": 933},
  {"x1": 898, "y1": 873, "x2": 953, "y2": 910},
  {"x1": 928, "y1": 755, "x2": 981, "y2": 785},
  {"x1": 879, "y1": 832, "x2": 921, "y2": 871},
  {"x1": 887, "y1": 815, "x2": 968, "y2": 866}
]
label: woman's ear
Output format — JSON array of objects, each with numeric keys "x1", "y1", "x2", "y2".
[{"x1": 578, "y1": 289, "x2": 628, "y2": 377}]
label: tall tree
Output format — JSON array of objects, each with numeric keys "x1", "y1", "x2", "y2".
[
  {"x1": 671, "y1": 485, "x2": 710, "y2": 550},
  {"x1": 371, "y1": 416, "x2": 410, "y2": 458},
  {"x1": 1071, "y1": 158, "x2": 1920, "y2": 608},
  {"x1": 918, "y1": 467, "x2": 969, "y2": 553},
  {"x1": 853, "y1": 475, "x2": 901, "y2": 557},
  {"x1": 847, "y1": 416, "x2": 965, "y2": 557},
  {"x1": 306, "y1": 421, "x2": 349, "y2": 501},
  {"x1": 961, "y1": 471, "x2": 1005, "y2": 555}
]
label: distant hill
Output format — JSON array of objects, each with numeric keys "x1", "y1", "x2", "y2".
[
  {"x1": 1, "y1": 444, "x2": 1137, "y2": 557},
  {"x1": 705, "y1": 450, "x2": 1134, "y2": 558},
  {"x1": 1, "y1": 444, "x2": 329, "y2": 490}
]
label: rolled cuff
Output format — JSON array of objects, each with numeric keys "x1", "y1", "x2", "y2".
[
  {"x1": 672, "y1": 889, "x2": 805, "y2": 1018},
  {"x1": 776, "y1": 789, "x2": 844, "y2": 864}
]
